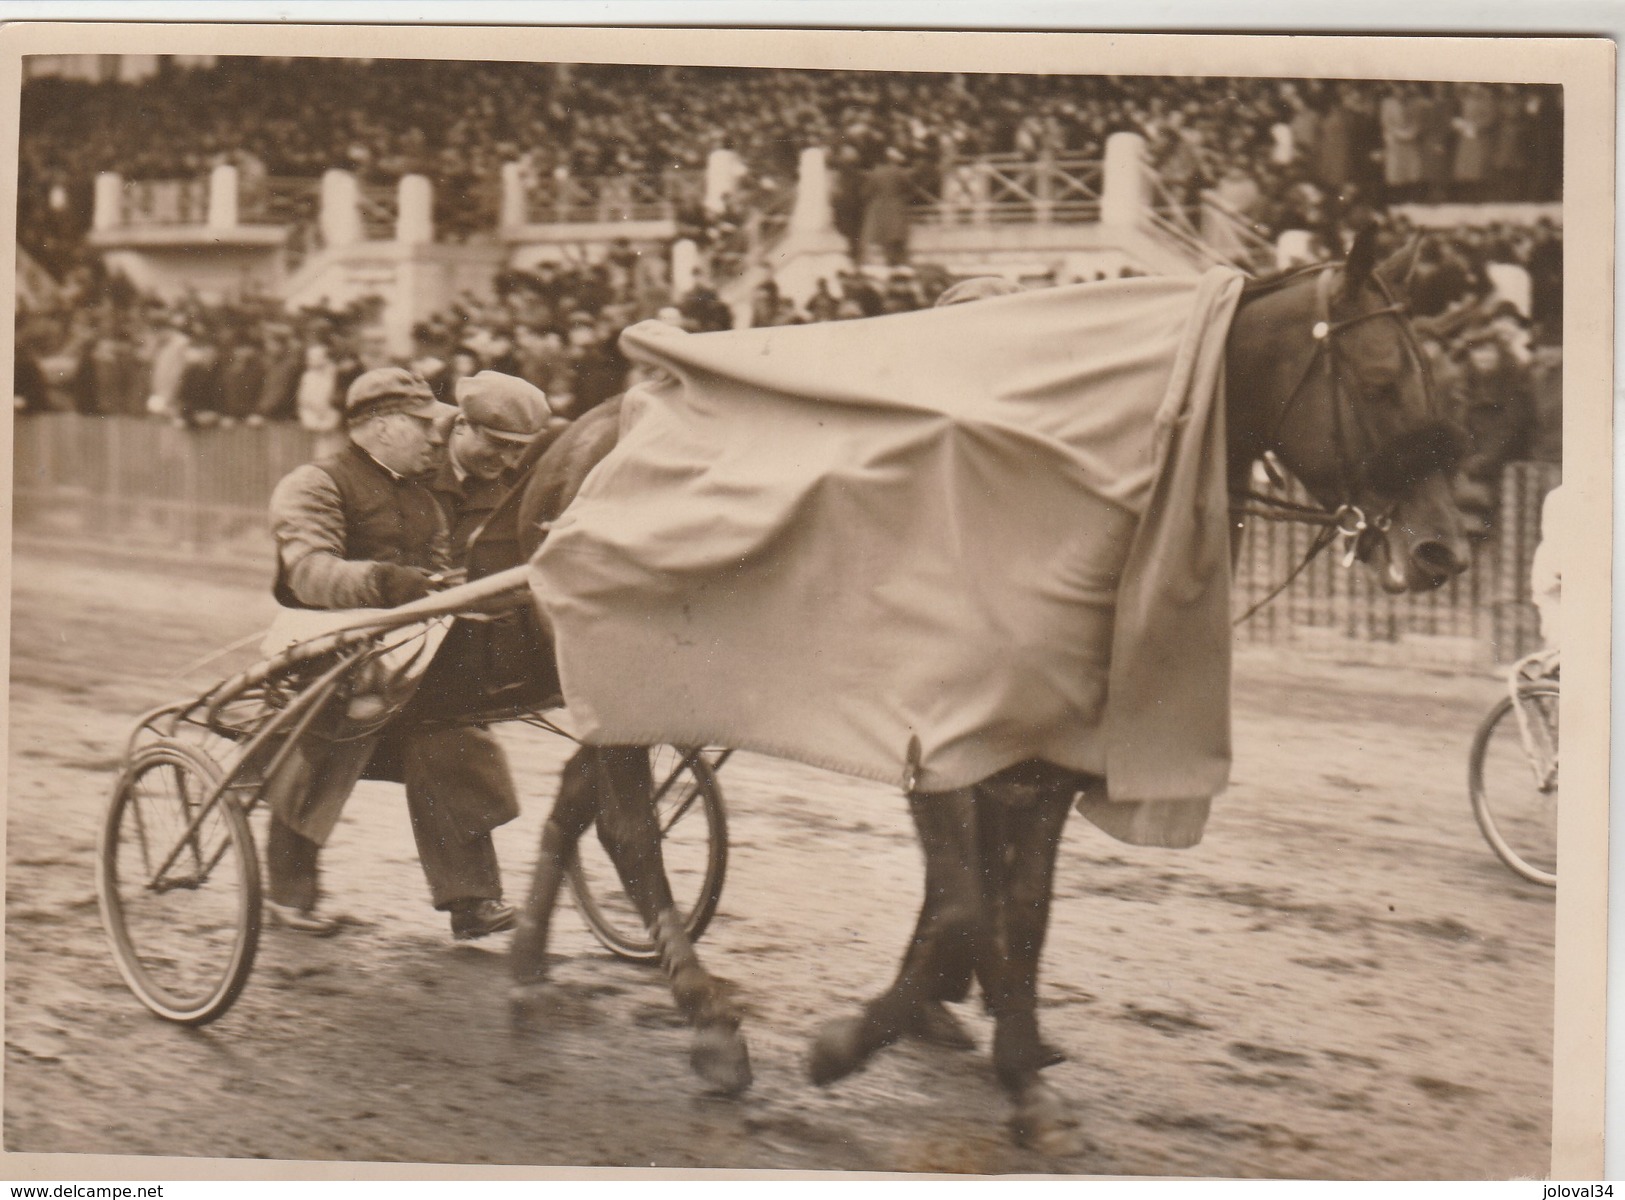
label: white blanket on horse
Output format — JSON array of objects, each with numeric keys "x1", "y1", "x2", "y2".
[{"x1": 531, "y1": 267, "x2": 1246, "y2": 846}]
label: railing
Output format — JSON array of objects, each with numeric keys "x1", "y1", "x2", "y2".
[
  {"x1": 240, "y1": 175, "x2": 325, "y2": 268},
  {"x1": 1144, "y1": 160, "x2": 1282, "y2": 277},
  {"x1": 357, "y1": 183, "x2": 398, "y2": 242},
  {"x1": 13, "y1": 414, "x2": 318, "y2": 556},
  {"x1": 120, "y1": 177, "x2": 210, "y2": 227},
  {"x1": 522, "y1": 169, "x2": 705, "y2": 225},
  {"x1": 912, "y1": 154, "x2": 1103, "y2": 226},
  {"x1": 13, "y1": 414, "x2": 1559, "y2": 666},
  {"x1": 240, "y1": 175, "x2": 319, "y2": 226},
  {"x1": 1144, "y1": 169, "x2": 1213, "y2": 262},
  {"x1": 1233, "y1": 462, "x2": 1559, "y2": 665}
]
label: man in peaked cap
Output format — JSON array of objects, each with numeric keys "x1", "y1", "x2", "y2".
[
  {"x1": 427, "y1": 370, "x2": 553, "y2": 563},
  {"x1": 262, "y1": 366, "x2": 522, "y2": 941}
]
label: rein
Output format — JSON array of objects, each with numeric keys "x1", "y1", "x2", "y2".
[{"x1": 1231, "y1": 262, "x2": 1425, "y2": 626}]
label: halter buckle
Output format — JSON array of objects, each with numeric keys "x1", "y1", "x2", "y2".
[{"x1": 1335, "y1": 504, "x2": 1368, "y2": 568}]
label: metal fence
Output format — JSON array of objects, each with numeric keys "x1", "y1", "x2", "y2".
[
  {"x1": 1233, "y1": 462, "x2": 1559, "y2": 666},
  {"x1": 14, "y1": 414, "x2": 316, "y2": 557},
  {"x1": 13, "y1": 415, "x2": 1557, "y2": 668}
]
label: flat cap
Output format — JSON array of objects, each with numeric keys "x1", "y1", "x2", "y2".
[
  {"x1": 345, "y1": 366, "x2": 455, "y2": 423},
  {"x1": 455, "y1": 370, "x2": 552, "y2": 443}
]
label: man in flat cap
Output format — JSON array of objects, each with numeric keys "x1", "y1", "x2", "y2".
[
  {"x1": 427, "y1": 370, "x2": 553, "y2": 563},
  {"x1": 262, "y1": 366, "x2": 522, "y2": 941}
]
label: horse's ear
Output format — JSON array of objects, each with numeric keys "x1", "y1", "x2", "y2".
[
  {"x1": 1341, "y1": 225, "x2": 1381, "y2": 300},
  {"x1": 1375, "y1": 236, "x2": 1424, "y2": 297}
]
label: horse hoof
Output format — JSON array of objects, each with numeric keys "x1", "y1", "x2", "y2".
[
  {"x1": 808, "y1": 1016, "x2": 869, "y2": 1087},
  {"x1": 691, "y1": 1025, "x2": 752, "y2": 1096},
  {"x1": 1011, "y1": 1082, "x2": 1090, "y2": 1158},
  {"x1": 908, "y1": 1001, "x2": 977, "y2": 1052},
  {"x1": 507, "y1": 982, "x2": 554, "y2": 1032}
]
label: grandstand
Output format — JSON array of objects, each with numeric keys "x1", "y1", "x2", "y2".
[{"x1": 13, "y1": 56, "x2": 1564, "y2": 665}]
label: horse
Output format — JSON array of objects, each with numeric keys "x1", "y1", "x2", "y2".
[{"x1": 500, "y1": 227, "x2": 1470, "y2": 1151}]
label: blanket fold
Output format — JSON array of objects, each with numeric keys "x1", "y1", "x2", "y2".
[{"x1": 531, "y1": 267, "x2": 1246, "y2": 846}]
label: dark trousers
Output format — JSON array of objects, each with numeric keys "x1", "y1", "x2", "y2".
[
  {"x1": 266, "y1": 813, "x2": 502, "y2": 912},
  {"x1": 265, "y1": 725, "x2": 516, "y2": 912}
]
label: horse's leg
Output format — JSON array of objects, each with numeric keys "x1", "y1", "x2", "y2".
[
  {"x1": 974, "y1": 777, "x2": 1086, "y2": 1156},
  {"x1": 808, "y1": 787, "x2": 982, "y2": 1084},
  {"x1": 589, "y1": 745, "x2": 752, "y2": 1097},
  {"x1": 509, "y1": 746, "x2": 603, "y2": 1010}
]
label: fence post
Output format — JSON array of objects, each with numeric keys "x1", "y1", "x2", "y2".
[
  {"x1": 705, "y1": 149, "x2": 746, "y2": 216},
  {"x1": 1034, "y1": 152, "x2": 1055, "y2": 223},
  {"x1": 207, "y1": 163, "x2": 239, "y2": 230},
  {"x1": 500, "y1": 161, "x2": 527, "y2": 230},
  {"x1": 93, "y1": 172, "x2": 124, "y2": 232},
  {"x1": 320, "y1": 169, "x2": 362, "y2": 249},
  {"x1": 396, "y1": 174, "x2": 433, "y2": 245},
  {"x1": 789, "y1": 146, "x2": 830, "y2": 236},
  {"x1": 1101, "y1": 132, "x2": 1151, "y2": 231}
]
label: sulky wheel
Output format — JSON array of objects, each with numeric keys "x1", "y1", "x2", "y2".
[
  {"x1": 567, "y1": 747, "x2": 727, "y2": 963},
  {"x1": 98, "y1": 739, "x2": 262, "y2": 1024}
]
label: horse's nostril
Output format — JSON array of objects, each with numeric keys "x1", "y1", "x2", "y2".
[{"x1": 1412, "y1": 539, "x2": 1463, "y2": 577}]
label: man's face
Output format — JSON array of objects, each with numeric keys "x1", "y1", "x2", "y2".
[
  {"x1": 450, "y1": 417, "x2": 525, "y2": 480},
  {"x1": 370, "y1": 411, "x2": 446, "y2": 477}
]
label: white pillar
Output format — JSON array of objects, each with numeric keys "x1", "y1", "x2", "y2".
[
  {"x1": 92, "y1": 171, "x2": 123, "y2": 231},
  {"x1": 396, "y1": 174, "x2": 433, "y2": 245},
  {"x1": 1101, "y1": 132, "x2": 1151, "y2": 230},
  {"x1": 670, "y1": 238, "x2": 700, "y2": 296},
  {"x1": 320, "y1": 169, "x2": 362, "y2": 249},
  {"x1": 500, "y1": 161, "x2": 527, "y2": 229},
  {"x1": 704, "y1": 149, "x2": 746, "y2": 216},
  {"x1": 789, "y1": 146, "x2": 831, "y2": 236},
  {"x1": 207, "y1": 163, "x2": 238, "y2": 230}
]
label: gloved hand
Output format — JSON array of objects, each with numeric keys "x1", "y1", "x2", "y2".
[{"x1": 371, "y1": 563, "x2": 434, "y2": 608}]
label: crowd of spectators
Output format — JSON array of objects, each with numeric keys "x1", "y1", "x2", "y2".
[
  {"x1": 16, "y1": 208, "x2": 1561, "y2": 545},
  {"x1": 16, "y1": 59, "x2": 1563, "y2": 543},
  {"x1": 19, "y1": 59, "x2": 1562, "y2": 276}
]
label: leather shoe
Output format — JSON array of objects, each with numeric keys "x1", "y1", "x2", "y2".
[
  {"x1": 265, "y1": 899, "x2": 340, "y2": 937},
  {"x1": 451, "y1": 899, "x2": 517, "y2": 941}
]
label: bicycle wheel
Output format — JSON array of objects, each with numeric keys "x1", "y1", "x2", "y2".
[
  {"x1": 568, "y1": 747, "x2": 727, "y2": 963},
  {"x1": 98, "y1": 740, "x2": 262, "y2": 1023},
  {"x1": 1469, "y1": 685, "x2": 1558, "y2": 887}
]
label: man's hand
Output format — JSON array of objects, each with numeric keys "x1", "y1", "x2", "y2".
[{"x1": 371, "y1": 564, "x2": 435, "y2": 607}]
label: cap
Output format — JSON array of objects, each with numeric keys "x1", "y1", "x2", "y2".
[
  {"x1": 455, "y1": 371, "x2": 551, "y2": 443},
  {"x1": 345, "y1": 367, "x2": 454, "y2": 424}
]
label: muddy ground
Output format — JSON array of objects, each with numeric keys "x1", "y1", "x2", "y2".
[{"x1": 6, "y1": 546, "x2": 1555, "y2": 1178}]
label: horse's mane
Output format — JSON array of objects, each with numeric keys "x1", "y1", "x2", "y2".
[{"x1": 1238, "y1": 260, "x2": 1334, "y2": 299}]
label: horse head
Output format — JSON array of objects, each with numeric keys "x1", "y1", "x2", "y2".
[{"x1": 1230, "y1": 228, "x2": 1472, "y2": 593}]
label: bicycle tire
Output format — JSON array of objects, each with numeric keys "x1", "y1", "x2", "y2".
[
  {"x1": 1469, "y1": 685, "x2": 1558, "y2": 887},
  {"x1": 98, "y1": 740, "x2": 262, "y2": 1024},
  {"x1": 567, "y1": 749, "x2": 727, "y2": 963}
]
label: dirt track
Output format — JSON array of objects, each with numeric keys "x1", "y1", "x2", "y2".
[{"x1": 6, "y1": 546, "x2": 1554, "y2": 1178}]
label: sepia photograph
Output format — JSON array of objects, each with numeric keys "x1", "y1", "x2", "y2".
[{"x1": 1, "y1": 22, "x2": 1613, "y2": 1183}]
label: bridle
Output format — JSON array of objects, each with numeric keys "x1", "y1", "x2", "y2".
[{"x1": 1231, "y1": 260, "x2": 1433, "y2": 625}]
